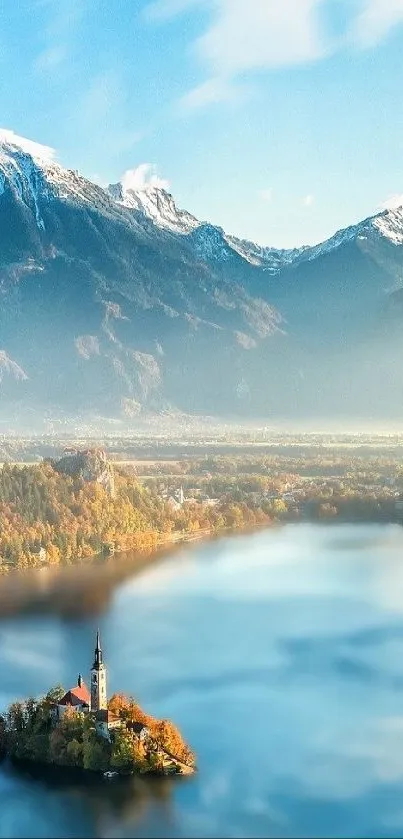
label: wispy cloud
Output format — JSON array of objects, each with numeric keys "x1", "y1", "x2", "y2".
[
  {"x1": 34, "y1": 0, "x2": 89, "y2": 74},
  {"x1": 121, "y1": 163, "x2": 170, "y2": 192},
  {"x1": 381, "y1": 193, "x2": 403, "y2": 211},
  {"x1": 303, "y1": 194, "x2": 315, "y2": 207},
  {"x1": 34, "y1": 45, "x2": 67, "y2": 73},
  {"x1": 146, "y1": 0, "x2": 403, "y2": 111},
  {"x1": 194, "y1": 0, "x2": 326, "y2": 78},
  {"x1": 145, "y1": 0, "x2": 204, "y2": 21},
  {"x1": 352, "y1": 0, "x2": 403, "y2": 48},
  {"x1": 147, "y1": 0, "x2": 329, "y2": 110},
  {"x1": 259, "y1": 188, "x2": 273, "y2": 203},
  {"x1": 178, "y1": 76, "x2": 240, "y2": 111}
]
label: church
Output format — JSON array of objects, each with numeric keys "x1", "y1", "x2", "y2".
[{"x1": 54, "y1": 631, "x2": 130, "y2": 741}]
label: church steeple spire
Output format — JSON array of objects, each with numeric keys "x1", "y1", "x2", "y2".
[
  {"x1": 93, "y1": 629, "x2": 103, "y2": 669},
  {"x1": 90, "y1": 629, "x2": 107, "y2": 711}
]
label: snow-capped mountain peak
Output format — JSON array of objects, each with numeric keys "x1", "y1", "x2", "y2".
[
  {"x1": 0, "y1": 131, "x2": 125, "y2": 223},
  {"x1": 107, "y1": 180, "x2": 200, "y2": 235},
  {"x1": 0, "y1": 129, "x2": 56, "y2": 165},
  {"x1": 0, "y1": 133, "x2": 57, "y2": 228},
  {"x1": 294, "y1": 205, "x2": 403, "y2": 266},
  {"x1": 372, "y1": 205, "x2": 403, "y2": 245},
  {"x1": 1, "y1": 129, "x2": 403, "y2": 272},
  {"x1": 106, "y1": 177, "x2": 307, "y2": 270}
]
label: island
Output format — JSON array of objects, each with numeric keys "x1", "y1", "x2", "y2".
[{"x1": 0, "y1": 632, "x2": 196, "y2": 778}]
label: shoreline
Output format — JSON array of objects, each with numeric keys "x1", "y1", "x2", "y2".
[
  {"x1": 1, "y1": 752, "x2": 195, "y2": 780},
  {"x1": 0, "y1": 522, "x2": 269, "y2": 619},
  {"x1": 0, "y1": 514, "x2": 399, "y2": 620},
  {"x1": 1, "y1": 752, "x2": 196, "y2": 797}
]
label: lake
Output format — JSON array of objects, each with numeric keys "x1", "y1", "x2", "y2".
[{"x1": 1, "y1": 522, "x2": 403, "y2": 838}]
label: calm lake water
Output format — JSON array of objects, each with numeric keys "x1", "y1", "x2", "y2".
[{"x1": 2, "y1": 523, "x2": 403, "y2": 838}]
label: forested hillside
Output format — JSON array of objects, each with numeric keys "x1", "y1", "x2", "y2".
[{"x1": 0, "y1": 462, "x2": 267, "y2": 572}]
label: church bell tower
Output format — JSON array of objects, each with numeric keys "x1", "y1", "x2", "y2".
[{"x1": 90, "y1": 629, "x2": 107, "y2": 711}]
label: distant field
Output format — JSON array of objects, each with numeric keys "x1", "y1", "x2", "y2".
[
  {"x1": 0, "y1": 459, "x2": 186, "y2": 478},
  {"x1": 113, "y1": 459, "x2": 183, "y2": 467}
]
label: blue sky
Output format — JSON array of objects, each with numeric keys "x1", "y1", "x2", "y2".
[{"x1": 1, "y1": 0, "x2": 403, "y2": 247}]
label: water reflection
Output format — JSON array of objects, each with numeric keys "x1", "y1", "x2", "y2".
[
  {"x1": 1, "y1": 757, "x2": 182, "y2": 838},
  {"x1": 0, "y1": 538, "x2": 197, "y2": 619}
]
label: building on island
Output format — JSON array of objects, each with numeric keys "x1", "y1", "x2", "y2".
[
  {"x1": 3, "y1": 628, "x2": 195, "y2": 778},
  {"x1": 55, "y1": 674, "x2": 91, "y2": 719},
  {"x1": 53, "y1": 631, "x2": 134, "y2": 742},
  {"x1": 126, "y1": 720, "x2": 150, "y2": 741},
  {"x1": 94, "y1": 709, "x2": 122, "y2": 740},
  {"x1": 91, "y1": 630, "x2": 107, "y2": 712}
]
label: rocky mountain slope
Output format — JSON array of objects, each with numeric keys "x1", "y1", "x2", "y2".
[{"x1": 1, "y1": 133, "x2": 403, "y2": 424}]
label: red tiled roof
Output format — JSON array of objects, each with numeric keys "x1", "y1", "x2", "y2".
[{"x1": 59, "y1": 683, "x2": 90, "y2": 706}]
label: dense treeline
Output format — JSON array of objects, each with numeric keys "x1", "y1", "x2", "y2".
[
  {"x1": 0, "y1": 462, "x2": 269, "y2": 572},
  {"x1": 2, "y1": 443, "x2": 399, "y2": 574}
]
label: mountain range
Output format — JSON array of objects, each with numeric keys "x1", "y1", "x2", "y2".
[{"x1": 1, "y1": 133, "x2": 403, "y2": 428}]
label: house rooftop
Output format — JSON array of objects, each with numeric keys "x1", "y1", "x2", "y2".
[
  {"x1": 59, "y1": 683, "x2": 90, "y2": 707},
  {"x1": 127, "y1": 720, "x2": 149, "y2": 734}
]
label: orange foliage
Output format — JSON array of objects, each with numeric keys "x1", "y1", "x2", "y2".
[{"x1": 108, "y1": 693, "x2": 192, "y2": 763}]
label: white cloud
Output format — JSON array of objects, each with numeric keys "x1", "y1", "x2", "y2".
[
  {"x1": 121, "y1": 163, "x2": 170, "y2": 193},
  {"x1": 303, "y1": 194, "x2": 314, "y2": 207},
  {"x1": 34, "y1": 44, "x2": 67, "y2": 72},
  {"x1": 34, "y1": 0, "x2": 90, "y2": 74},
  {"x1": 147, "y1": 0, "x2": 403, "y2": 111},
  {"x1": 147, "y1": 0, "x2": 328, "y2": 109},
  {"x1": 259, "y1": 188, "x2": 273, "y2": 202},
  {"x1": 380, "y1": 194, "x2": 403, "y2": 211},
  {"x1": 0, "y1": 128, "x2": 57, "y2": 163},
  {"x1": 352, "y1": 0, "x2": 403, "y2": 47},
  {"x1": 195, "y1": 0, "x2": 326, "y2": 78},
  {"x1": 178, "y1": 76, "x2": 239, "y2": 110},
  {"x1": 145, "y1": 0, "x2": 204, "y2": 20}
]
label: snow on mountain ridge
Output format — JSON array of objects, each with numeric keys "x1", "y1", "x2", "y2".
[
  {"x1": 108, "y1": 172, "x2": 403, "y2": 269},
  {"x1": 1, "y1": 130, "x2": 403, "y2": 269},
  {"x1": 296, "y1": 207, "x2": 403, "y2": 264},
  {"x1": 373, "y1": 205, "x2": 403, "y2": 245},
  {"x1": 0, "y1": 136, "x2": 135, "y2": 225},
  {"x1": 108, "y1": 177, "x2": 301, "y2": 269},
  {"x1": 224, "y1": 234, "x2": 307, "y2": 272},
  {"x1": 0, "y1": 129, "x2": 56, "y2": 164},
  {"x1": 108, "y1": 180, "x2": 200, "y2": 234},
  {"x1": 0, "y1": 140, "x2": 55, "y2": 227}
]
